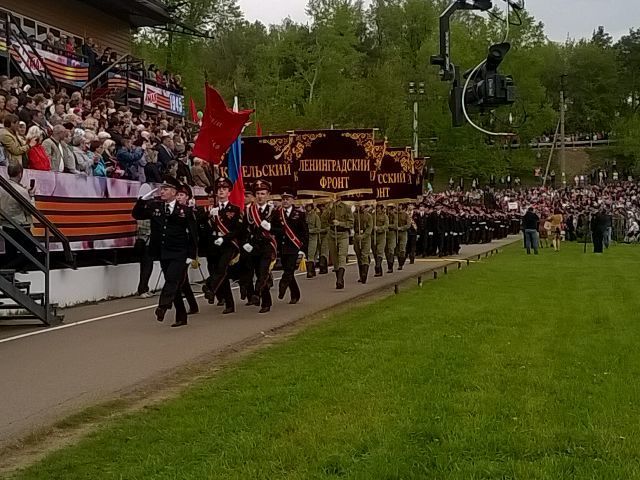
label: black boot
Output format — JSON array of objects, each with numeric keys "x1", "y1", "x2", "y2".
[
  {"x1": 357, "y1": 264, "x2": 363, "y2": 283},
  {"x1": 374, "y1": 257, "x2": 383, "y2": 277},
  {"x1": 409, "y1": 254, "x2": 415, "y2": 265},
  {"x1": 386, "y1": 254, "x2": 394, "y2": 273},
  {"x1": 336, "y1": 267, "x2": 345, "y2": 289},
  {"x1": 319, "y1": 256, "x2": 329, "y2": 275},
  {"x1": 306, "y1": 261, "x2": 315, "y2": 278},
  {"x1": 361, "y1": 264, "x2": 369, "y2": 284},
  {"x1": 398, "y1": 256, "x2": 406, "y2": 271}
]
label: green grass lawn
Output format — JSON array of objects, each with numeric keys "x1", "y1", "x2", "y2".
[{"x1": 11, "y1": 243, "x2": 640, "y2": 479}]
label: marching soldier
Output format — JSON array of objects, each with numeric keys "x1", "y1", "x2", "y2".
[
  {"x1": 305, "y1": 203, "x2": 322, "y2": 278},
  {"x1": 175, "y1": 183, "x2": 199, "y2": 315},
  {"x1": 243, "y1": 179, "x2": 278, "y2": 313},
  {"x1": 353, "y1": 203, "x2": 373, "y2": 284},
  {"x1": 396, "y1": 203, "x2": 411, "y2": 270},
  {"x1": 385, "y1": 204, "x2": 398, "y2": 273},
  {"x1": 321, "y1": 197, "x2": 354, "y2": 289},
  {"x1": 318, "y1": 204, "x2": 330, "y2": 275},
  {"x1": 276, "y1": 188, "x2": 308, "y2": 304},
  {"x1": 373, "y1": 203, "x2": 388, "y2": 277},
  {"x1": 132, "y1": 176, "x2": 198, "y2": 328},
  {"x1": 203, "y1": 177, "x2": 243, "y2": 314},
  {"x1": 406, "y1": 203, "x2": 418, "y2": 264}
]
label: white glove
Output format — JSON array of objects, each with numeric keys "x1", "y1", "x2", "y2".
[
  {"x1": 140, "y1": 188, "x2": 158, "y2": 201},
  {"x1": 297, "y1": 251, "x2": 305, "y2": 258},
  {"x1": 243, "y1": 243, "x2": 254, "y2": 253},
  {"x1": 209, "y1": 207, "x2": 219, "y2": 217},
  {"x1": 186, "y1": 258, "x2": 193, "y2": 265},
  {"x1": 351, "y1": 205, "x2": 356, "y2": 213},
  {"x1": 261, "y1": 220, "x2": 271, "y2": 231},
  {"x1": 214, "y1": 238, "x2": 223, "y2": 246}
]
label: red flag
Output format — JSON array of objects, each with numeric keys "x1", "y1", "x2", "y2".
[
  {"x1": 256, "y1": 122, "x2": 263, "y2": 137},
  {"x1": 192, "y1": 85, "x2": 253, "y2": 165},
  {"x1": 189, "y1": 97, "x2": 198, "y2": 123}
]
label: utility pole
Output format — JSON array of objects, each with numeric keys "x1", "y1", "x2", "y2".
[
  {"x1": 560, "y1": 74, "x2": 567, "y2": 187},
  {"x1": 408, "y1": 81, "x2": 425, "y2": 157}
]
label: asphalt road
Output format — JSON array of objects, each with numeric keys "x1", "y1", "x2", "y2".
[{"x1": 0, "y1": 237, "x2": 519, "y2": 447}]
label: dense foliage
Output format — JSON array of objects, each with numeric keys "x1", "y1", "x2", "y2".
[{"x1": 134, "y1": 0, "x2": 640, "y2": 178}]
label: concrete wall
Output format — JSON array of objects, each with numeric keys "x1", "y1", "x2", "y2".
[{"x1": 13, "y1": 260, "x2": 209, "y2": 308}]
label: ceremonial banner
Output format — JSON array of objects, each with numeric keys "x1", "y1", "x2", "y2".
[
  {"x1": 192, "y1": 85, "x2": 253, "y2": 165},
  {"x1": 293, "y1": 129, "x2": 381, "y2": 196},
  {"x1": 374, "y1": 147, "x2": 416, "y2": 201},
  {"x1": 219, "y1": 135, "x2": 295, "y2": 195}
]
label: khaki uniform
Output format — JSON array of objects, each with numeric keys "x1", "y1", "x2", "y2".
[
  {"x1": 321, "y1": 201, "x2": 354, "y2": 289},
  {"x1": 373, "y1": 208, "x2": 388, "y2": 276},
  {"x1": 385, "y1": 207, "x2": 398, "y2": 272},
  {"x1": 353, "y1": 208, "x2": 373, "y2": 266},
  {"x1": 306, "y1": 208, "x2": 322, "y2": 262},
  {"x1": 396, "y1": 209, "x2": 411, "y2": 269},
  {"x1": 318, "y1": 207, "x2": 330, "y2": 274}
]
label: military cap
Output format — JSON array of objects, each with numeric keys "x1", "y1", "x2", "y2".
[
  {"x1": 215, "y1": 177, "x2": 234, "y2": 191},
  {"x1": 161, "y1": 176, "x2": 182, "y2": 191},
  {"x1": 253, "y1": 179, "x2": 272, "y2": 193}
]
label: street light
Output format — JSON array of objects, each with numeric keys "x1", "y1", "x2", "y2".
[{"x1": 408, "y1": 80, "x2": 425, "y2": 157}]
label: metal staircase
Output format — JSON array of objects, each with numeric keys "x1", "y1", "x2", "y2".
[
  {"x1": 0, "y1": 176, "x2": 74, "y2": 327},
  {"x1": 83, "y1": 55, "x2": 146, "y2": 107}
]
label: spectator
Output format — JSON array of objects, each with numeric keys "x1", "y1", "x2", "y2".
[
  {"x1": 175, "y1": 143, "x2": 192, "y2": 185},
  {"x1": 191, "y1": 157, "x2": 210, "y2": 188},
  {"x1": 71, "y1": 135, "x2": 93, "y2": 175},
  {"x1": 0, "y1": 114, "x2": 36, "y2": 167},
  {"x1": 88, "y1": 140, "x2": 110, "y2": 176},
  {"x1": 26, "y1": 126, "x2": 50, "y2": 171},
  {"x1": 102, "y1": 139, "x2": 124, "y2": 178},
  {"x1": 42, "y1": 124, "x2": 68, "y2": 172},
  {"x1": 116, "y1": 136, "x2": 144, "y2": 180},
  {"x1": 548, "y1": 209, "x2": 563, "y2": 252},
  {"x1": 143, "y1": 149, "x2": 162, "y2": 184},
  {"x1": 156, "y1": 134, "x2": 175, "y2": 170},
  {"x1": 0, "y1": 164, "x2": 35, "y2": 271},
  {"x1": 166, "y1": 160, "x2": 179, "y2": 179},
  {"x1": 522, "y1": 207, "x2": 540, "y2": 255}
]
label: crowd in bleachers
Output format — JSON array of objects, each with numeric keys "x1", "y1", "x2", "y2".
[{"x1": 0, "y1": 76, "x2": 208, "y2": 184}]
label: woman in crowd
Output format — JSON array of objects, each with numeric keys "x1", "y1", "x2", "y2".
[
  {"x1": 88, "y1": 141, "x2": 111, "y2": 177},
  {"x1": 26, "y1": 126, "x2": 50, "y2": 171},
  {"x1": 71, "y1": 135, "x2": 93, "y2": 175},
  {"x1": 101, "y1": 139, "x2": 124, "y2": 178}
]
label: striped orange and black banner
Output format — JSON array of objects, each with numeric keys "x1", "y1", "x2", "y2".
[{"x1": 33, "y1": 196, "x2": 137, "y2": 242}]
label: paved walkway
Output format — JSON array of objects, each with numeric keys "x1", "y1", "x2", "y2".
[{"x1": 0, "y1": 237, "x2": 519, "y2": 447}]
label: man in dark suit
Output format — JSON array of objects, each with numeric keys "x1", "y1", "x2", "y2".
[
  {"x1": 156, "y1": 134, "x2": 175, "y2": 171},
  {"x1": 202, "y1": 177, "x2": 243, "y2": 314},
  {"x1": 275, "y1": 188, "x2": 308, "y2": 304},
  {"x1": 243, "y1": 179, "x2": 278, "y2": 313},
  {"x1": 132, "y1": 176, "x2": 198, "y2": 327}
]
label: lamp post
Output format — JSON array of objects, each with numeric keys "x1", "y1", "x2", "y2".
[{"x1": 409, "y1": 81, "x2": 425, "y2": 157}]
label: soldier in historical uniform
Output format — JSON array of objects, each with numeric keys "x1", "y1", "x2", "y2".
[
  {"x1": 425, "y1": 205, "x2": 438, "y2": 256},
  {"x1": 132, "y1": 176, "x2": 198, "y2": 328},
  {"x1": 385, "y1": 204, "x2": 398, "y2": 273},
  {"x1": 243, "y1": 179, "x2": 278, "y2": 313},
  {"x1": 353, "y1": 203, "x2": 373, "y2": 284},
  {"x1": 321, "y1": 197, "x2": 354, "y2": 289},
  {"x1": 373, "y1": 202, "x2": 388, "y2": 277},
  {"x1": 276, "y1": 188, "x2": 308, "y2": 304},
  {"x1": 202, "y1": 177, "x2": 243, "y2": 314},
  {"x1": 318, "y1": 204, "x2": 330, "y2": 275},
  {"x1": 396, "y1": 203, "x2": 411, "y2": 270},
  {"x1": 305, "y1": 202, "x2": 322, "y2": 278}
]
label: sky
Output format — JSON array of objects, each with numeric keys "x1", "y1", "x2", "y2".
[{"x1": 236, "y1": 0, "x2": 640, "y2": 42}]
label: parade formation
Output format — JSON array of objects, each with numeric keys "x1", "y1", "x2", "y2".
[{"x1": 132, "y1": 171, "x2": 515, "y2": 327}]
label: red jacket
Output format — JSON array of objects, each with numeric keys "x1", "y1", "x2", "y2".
[{"x1": 28, "y1": 144, "x2": 51, "y2": 171}]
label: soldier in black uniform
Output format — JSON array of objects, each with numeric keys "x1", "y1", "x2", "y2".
[
  {"x1": 243, "y1": 179, "x2": 278, "y2": 313},
  {"x1": 132, "y1": 176, "x2": 198, "y2": 328},
  {"x1": 414, "y1": 203, "x2": 427, "y2": 258},
  {"x1": 276, "y1": 188, "x2": 308, "y2": 304},
  {"x1": 202, "y1": 177, "x2": 244, "y2": 314},
  {"x1": 175, "y1": 183, "x2": 199, "y2": 315}
]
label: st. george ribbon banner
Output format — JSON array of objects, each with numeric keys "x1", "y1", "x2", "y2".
[
  {"x1": 293, "y1": 129, "x2": 382, "y2": 197},
  {"x1": 219, "y1": 134, "x2": 296, "y2": 195}
]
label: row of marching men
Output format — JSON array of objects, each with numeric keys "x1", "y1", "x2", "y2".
[{"x1": 132, "y1": 175, "x2": 513, "y2": 327}]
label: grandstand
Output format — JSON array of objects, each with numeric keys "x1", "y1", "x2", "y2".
[{"x1": 0, "y1": 0, "x2": 197, "y2": 326}]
